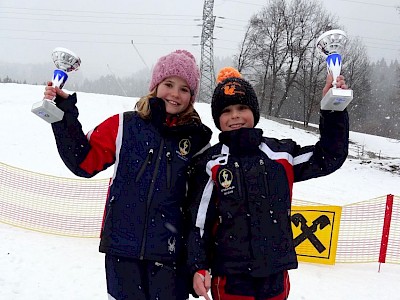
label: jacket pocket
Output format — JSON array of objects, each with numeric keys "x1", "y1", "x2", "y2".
[
  {"x1": 101, "y1": 195, "x2": 115, "y2": 238},
  {"x1": 135, "y1": 148, "x2": 154, "y2": 182}
]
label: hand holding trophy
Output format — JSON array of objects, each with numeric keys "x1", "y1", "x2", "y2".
[
  {"x1": 31, "y1": 47, "x2": 81, "y2": 123},
  {"x1": 316, "y1": 29, "x2": 353, "y2": 111}
]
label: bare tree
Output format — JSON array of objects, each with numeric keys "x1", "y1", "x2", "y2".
[
  {"x1": 235, "y1": 0, "x2": 335, "y2": 117},
  {"x1": 340, "y1": 37, "x2": 371, "y2": 129},
  {"x1": 235, "y1": 25, "x2": 257, "y2": 73},
  {"x1": 296, "y1": 45, "x2": 326, "y2": 126},
  {"x1": 274, "y1": 0, "x2": 331, "y2": 117},
  {"x1": 236, "y1": 0, "x2": 288, "y2": 116}
]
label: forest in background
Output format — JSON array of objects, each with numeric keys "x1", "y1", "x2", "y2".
[
  {"x1": 230, "y1": 0, "x2": 399, "y2": 140},
  {"x1": 1, "y1": 55, "x2": 398, "y2": 140},
  {"x1": 1, "y1": 0, "x2": 399, "y2": 139}
]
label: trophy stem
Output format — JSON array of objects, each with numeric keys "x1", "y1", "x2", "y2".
[
  {"x1": 52, "y1": 69, "x2": 69, "y2": 89},
  {"x1": 326, "y1": 53, "x2": 342, "y2": 88}
]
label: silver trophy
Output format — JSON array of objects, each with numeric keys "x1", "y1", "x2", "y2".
[
  {"x1": 31, "y1": 47, "x2": 81, "y2": 123},
  {"x1": 316, "y1": 29, "x2": 353, "y2": 111}
]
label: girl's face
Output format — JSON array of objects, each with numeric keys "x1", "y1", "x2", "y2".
[
  {"x1": 156, "y1": 76, "x2": 192, "y2": 115},
  {"x1": 219, "y1": 104, "x2": 254, "y2": 131}
]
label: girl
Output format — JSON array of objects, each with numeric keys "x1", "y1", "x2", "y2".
[{"x1": 43, "y1": 50, "x2": 212, "y2": 300}]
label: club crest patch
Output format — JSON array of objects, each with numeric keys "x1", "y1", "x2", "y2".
[
  {"x1": 179, "y1": 139, "x2": 190, "y2": 155},
  {"x1": 175, "y1": 139, "x2": 191, "y2": 161},
  {"x1": 218, "y1": 168, "x2": 235, "y2": 195}
]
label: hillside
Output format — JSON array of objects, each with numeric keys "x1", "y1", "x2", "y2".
[{"x1": 1, "y1": 83, "x2": 399, "y2": 205}]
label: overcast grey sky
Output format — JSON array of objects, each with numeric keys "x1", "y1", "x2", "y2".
[{"x1": 0, "y1": 0, "x2": 399, "y2": 79}]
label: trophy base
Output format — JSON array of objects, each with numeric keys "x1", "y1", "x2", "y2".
[
  {"x1": 321, "y1": 88, "x2": 353, "y2": 111},
  {"x1": 31, "y1": 100, "x2": 64, "y2": 123}
]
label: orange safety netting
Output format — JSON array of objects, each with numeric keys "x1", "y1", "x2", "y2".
[
  {"x1": 1, "y1": 162, "x2": 399, "y2": 264},
  {"x1": 0, "y1": 162, "x2": 108, "y2": 237}
]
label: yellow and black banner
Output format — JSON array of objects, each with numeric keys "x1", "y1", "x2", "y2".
[{"x1": 291, "y1": 205, "x2": 342, "y2": 265}]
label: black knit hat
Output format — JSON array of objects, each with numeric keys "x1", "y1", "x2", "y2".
[{"x1": 211, "y1": 71, "x2": 260, "y2": 130}]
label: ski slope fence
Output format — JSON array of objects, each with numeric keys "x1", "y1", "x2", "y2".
[{"x1": 0, "y1": 161, "x2": 399, "y2": 265}]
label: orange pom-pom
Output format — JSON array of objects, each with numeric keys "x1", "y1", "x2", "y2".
[{"x1": 216, "y1": 67, "x2": 242, "y2": 83}]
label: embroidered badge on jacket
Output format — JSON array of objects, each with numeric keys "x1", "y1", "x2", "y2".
[
  {"x1": 176, "y1": 139, "x2": 191, "y2": 161},
  {"x1": 179, "y1": 139, "x2": 190, "y2": 155},
  {"x1": 218, "y1": 168, "x2": 235, "y2": 195}
]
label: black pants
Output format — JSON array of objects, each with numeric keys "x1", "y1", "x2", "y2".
[
  {"x1": 105, "y1": 254, "x2": 189, "y2": 300},
  {"x1": 211, "y1": 271, "x2": 290, "y2": 300}
]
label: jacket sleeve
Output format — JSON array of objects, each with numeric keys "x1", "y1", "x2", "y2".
[
  {"x1": 186, "y1": 155, "x2": 218, "y2": 276},
  {"x1": 51, "y1": 93, "x2": 119, "y2": 178},
  {"x1": 293, "y1": 109, "x2": 349, "y2": 182}
]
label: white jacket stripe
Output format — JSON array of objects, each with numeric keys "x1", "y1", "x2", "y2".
[
  {"x1": 259, "y1": 142, "x2": 294, "y2": 164},
  {"x1": 196, "y1": 177, "x2": 214, "y2": 237},
  {"x1": 259, "y1": 142, "x2": 313, "y2": 166},
  {"x1": 195, "y1": 145, "x2": 230, "y2": 237},
  {"x1": 293, "y1": 152, "x2": 313, "y2": 165}
]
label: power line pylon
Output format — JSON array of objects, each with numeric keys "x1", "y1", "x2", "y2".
[{"x1": 198, "y1": 0, "x2": 216, "y2": 103}]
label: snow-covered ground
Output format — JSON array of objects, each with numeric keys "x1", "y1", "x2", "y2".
[{"x1": 1, "y1": 83, "x2": 399, "y2": 299}]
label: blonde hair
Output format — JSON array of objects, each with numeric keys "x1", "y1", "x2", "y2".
[{"x1": 135, "y1": 88, "x2": 201, "y2": 126}]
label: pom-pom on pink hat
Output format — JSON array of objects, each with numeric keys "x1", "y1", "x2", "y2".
[{"x1": 149, "y1": 50, "x2": 200, "y2": 101}]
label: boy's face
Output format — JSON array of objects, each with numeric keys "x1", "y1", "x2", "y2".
[{"x1": 219, "y1": 104, "x2": 254, "y2": 131}]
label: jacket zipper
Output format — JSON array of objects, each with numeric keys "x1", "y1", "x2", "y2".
[
  {"x1": 135, "y1": 148, "x2": 154, "y2": 182},
  {"x1": 139, "y1": 139, "x2": 165, "y2": 259},
  {"x1": 260, "y1": 159, "x2": 270, "y2": 195},
  {"x1": 166, "y1": 151, "x2": 172, "y2": 189},
  {"x1": 234, "y1": 161, "x2": 243, "y2": 198},
  {"x1": 234, "y1": 160, "x2": 254, "y2": 259}
]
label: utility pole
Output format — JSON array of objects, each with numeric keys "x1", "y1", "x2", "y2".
[
  {"x1": 198, "y1": 0, "x2": 216, "y2": 103},
  {"x1": 131, "y1": 40, "x2": 149, "y2": 70}
]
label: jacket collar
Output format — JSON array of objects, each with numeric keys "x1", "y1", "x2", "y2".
[
  {"x1": 219, "y1": 127, "x2": 263, "y2": 155},
  {"x1": 148, "y1": 97, "x2": 212, "y2": 146}
]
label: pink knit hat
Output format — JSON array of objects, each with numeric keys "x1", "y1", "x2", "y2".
[{"x1": 149, "y1": 50, "x2": 200, "y2": 101}]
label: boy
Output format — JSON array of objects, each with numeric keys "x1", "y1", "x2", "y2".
[{"x1": 187, "y1": 68, "x2": 349, "y2": 300}]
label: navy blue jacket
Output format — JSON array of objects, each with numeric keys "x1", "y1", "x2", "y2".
[
  {"x1": 187, "y1": 110, "x2": 349, "y2": 277},
  {"x1": 52, "y1": 95, "x2": 212, "y2": 264}
]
